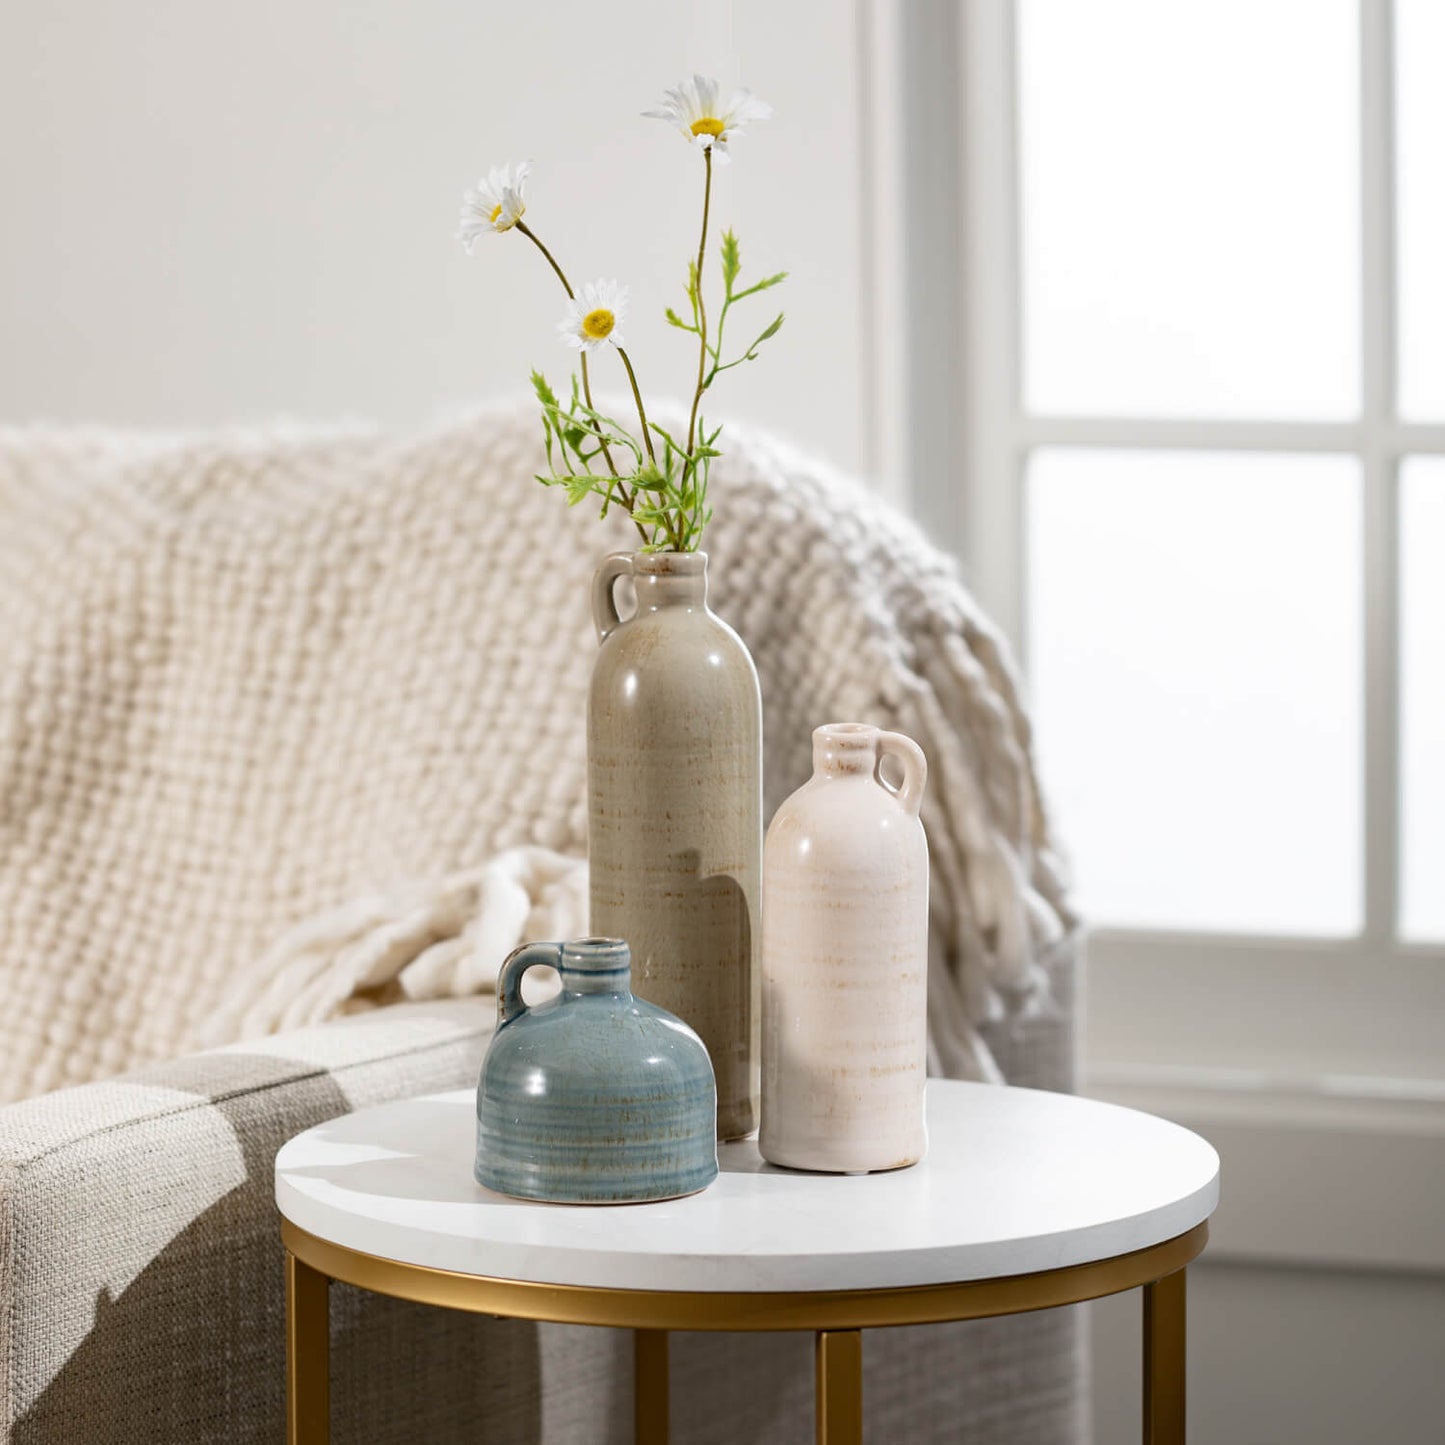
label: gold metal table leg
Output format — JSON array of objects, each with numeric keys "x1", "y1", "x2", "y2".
[
  {"x1": 286, "y1": 1249, "x2": 331, "y2": 1443},
  {"x1": 634, "y1": 1329, "x2": 670, "y2": 1445},
  {"x1": 1143, "y1": 1268, "x2": 1187, "y2": 1444},
  {"x1": 815, "y1": 1329, "x2": 863, "y2": 1445}
]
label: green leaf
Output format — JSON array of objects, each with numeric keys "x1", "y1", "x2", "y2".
[
  {"x1": 720, "y1": 229, "x2": 741, "y2": 290},
  {"x1": 756, "y1": 312, "x2": 785, "y2": 344},
  {"x1": 633, "y1": 460, "x2": 668, "y2": 492},
  {"x1": 731, "y1": 271, "x2": 788, "y2": 302},
  {"x1": 531, "y1": 369, "x2": 560, "y2": 410},
  {"x1": 664, "y1": 307, "x2": 697, "y2": 333},
  {"x1": 564, "y1": 476, "x2": 596, "y2": 506},
  {"x1": 708, "y1": 313, "x2": 788, "y2": 380}
]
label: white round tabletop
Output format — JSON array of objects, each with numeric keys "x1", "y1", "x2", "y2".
[{"x1": 275, "y1": 1080, "x2": 1218, "y2": 1293}]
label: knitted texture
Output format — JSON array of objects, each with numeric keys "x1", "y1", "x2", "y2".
[{"x1": 0, "y1": 404, "x2": 1077, "y2": 1105}]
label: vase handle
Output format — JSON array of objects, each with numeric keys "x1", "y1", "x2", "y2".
[
  {"x1": 497, "y1": 941, "x2": 563, "y2": 1027},
  {"x1": 591, "y1": 552, "x2": 635, "y2": 644},
  {"x1": 876, "y1": 731, "x2": 927, "y2": 817}
]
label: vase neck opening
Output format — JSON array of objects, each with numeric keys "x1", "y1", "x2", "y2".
[
  {"x1": 558, "y1": 937, "x2": 633, "y2": 995},
  {"x1": 813, "y1": 722, "x2": 880, "y2": 777},
  {"x1": 632, "y1": 550, "x2": 708, "y2": 610}
]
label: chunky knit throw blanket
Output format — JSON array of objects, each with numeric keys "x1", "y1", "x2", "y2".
[{"x1": 0, "y1": 404, "x2": 1077, "y2": 1105}]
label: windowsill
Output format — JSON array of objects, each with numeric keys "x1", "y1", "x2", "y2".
[
  {"x1": 1083, "y1": 930, "x2": 1445, "y2": 1082},
  {"x1": 1084, "y1": 935, "x2": 1445, "y2": 1276}
]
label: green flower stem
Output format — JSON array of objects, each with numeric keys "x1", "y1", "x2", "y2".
[
  {"x1": 614, "y1": 345, "x2": 680, "y2": 548},
  {"x1": 515, "y1": 220, "x2": 651, "y2": 543},
  {"x1": 616, "y1": 346, "x2": 657, "y2": 467},
  {"x1": 514, "y1": 219, "x2": 570, "y2": 297},
  {"x1": 514, "y1": 221, "x2": 618, "y2": 477},
  {"x1": 578, "y1": 351, "x2": 650, "y2": 542},
  {"x1": 683, "y1": 148, "x2": 714, "y2": 482},
  {"x1": 577, "y1": 355, "x2": 617, "y2": 476}
]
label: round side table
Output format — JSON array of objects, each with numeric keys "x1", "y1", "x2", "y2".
[{"x1": 275, "y1": 1080, "x2": 1219, "y2": 1444}]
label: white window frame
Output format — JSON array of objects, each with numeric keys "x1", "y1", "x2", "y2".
[{"x1": 866, "y1": 0, "x2": 1445, "y2": 1271}]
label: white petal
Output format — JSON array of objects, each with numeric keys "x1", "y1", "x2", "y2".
[{"x1": 725, "y1": 91, "x2": 772, "y2": 128}]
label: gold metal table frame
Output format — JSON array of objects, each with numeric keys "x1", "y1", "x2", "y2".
[{"x1": 283, "y1": 1215, "x2": 1207, "y2": 1444}]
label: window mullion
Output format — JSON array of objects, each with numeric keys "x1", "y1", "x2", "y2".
[
  {"x1": 957, "y1": 0, "x2": 1026, "y2": 652},
  {"x1": 1361, "y1": 0, "x2": 1401, "y2": 946},
  {"x1": 1016, "y1": 417, "x2": 1363, "y2": 453}
]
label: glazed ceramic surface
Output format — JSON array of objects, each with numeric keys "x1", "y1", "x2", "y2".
[
  {"x1": 760, "y1": 723, "x2": 930, "y2": 1173},
  {"x1": 474, "y1": 938, "x2": 718, "y2": 1204},
  {"x1": 587, "y1": 551, "x2": 762, "y2": 1141}
]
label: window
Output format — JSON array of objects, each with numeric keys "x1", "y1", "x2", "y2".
[{"x1": 949, "y1": 0, "x2": 1445, "y2": 1087}]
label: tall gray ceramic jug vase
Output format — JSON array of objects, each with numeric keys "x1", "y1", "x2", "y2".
[{"x1": 588, "y1": 550, "x2": 762, "y2": 1140}]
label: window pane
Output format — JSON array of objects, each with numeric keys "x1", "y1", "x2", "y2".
[
  {"x1": 1018, "y1": 0, "x2": 1359, "y2": 419},
  {"x1": 1397, "y1": 0, "x2": 1445, "y2": 420},
  {"x1": 1401, "y1": 460, "x2": 1445, "y2": 939},
  {"x1": 1027, "y1": 450, "x2": 1363, "y2": 934}
]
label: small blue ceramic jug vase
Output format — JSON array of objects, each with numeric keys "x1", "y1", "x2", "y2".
[{"x1": 475, "y1": 937, "x2": 719, "y2": 1204}]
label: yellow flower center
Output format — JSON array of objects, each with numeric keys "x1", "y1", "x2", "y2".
[
  {"x1": 690, "y1": 116, "x2": 726, "y2": 138},
  {"x1": 489, "y1": 202, "x2": 503, "y2": 223},
  {"x1": 581, "y1": 308, "x2": 616, "y2": 341}
]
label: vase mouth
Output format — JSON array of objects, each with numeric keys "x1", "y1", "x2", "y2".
[
  {"x1": 814, "y1": 722, "x2": 878, "y2": 749},
  {"x1": 632, "y1": 550, "x2": 707, "y2": 577},
  {"x1": 559, "y1": 937, "x2": 631, "y2": 976},
  {"x1": 814, "y1": 722, "x2": 880, "y2": 774}
]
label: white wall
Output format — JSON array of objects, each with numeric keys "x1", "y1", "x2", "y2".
[
  {"x1": 1091, "y1": 1264, "x2": 1445, "y2": 1445},
  {"x1": 1080, "y1": 1080, "x2": 1445, "y2": 1442},
  {"x1": 0, "y1": 0, "x2": 878, "y2": 480}
]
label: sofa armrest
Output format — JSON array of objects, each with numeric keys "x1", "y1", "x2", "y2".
[{"x1": 0, "y1": 998, "x2": 492, "y2": 1442}]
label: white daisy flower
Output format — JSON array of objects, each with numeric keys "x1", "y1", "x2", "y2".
[
  {"x1": 457, "y1": 161, "x2": 531, "y2": 252},
  {"x1": 643, "y1": 75, "x2": 772, "y2": 163},
  {"x1": 558, "y1": 279, "x2": 628, "y2": 353}
]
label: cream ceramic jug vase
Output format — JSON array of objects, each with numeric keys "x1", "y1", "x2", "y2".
[
  {"x1": 759, "y1": 723, "x2": 929, "y2": 1173},
  {"x1": 588, "y1": 551, "x2": 763, "y2": 1141}
]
